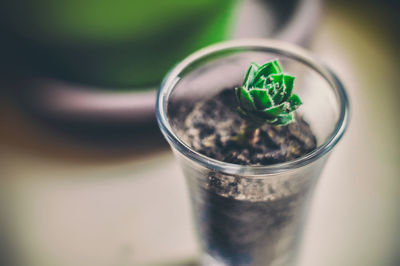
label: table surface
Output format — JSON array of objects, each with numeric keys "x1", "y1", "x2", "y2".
[{"x1": 1, "y1": 2, "x2": 399, "y2": 266}]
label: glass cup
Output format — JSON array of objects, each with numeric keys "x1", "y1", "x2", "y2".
[{"x1": 156, "y1": 39, "x2": 349, "y2": 266}]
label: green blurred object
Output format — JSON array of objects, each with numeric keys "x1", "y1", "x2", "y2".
[{"x1": 1, "y1": 0, "x2": 237, "y2": 88}]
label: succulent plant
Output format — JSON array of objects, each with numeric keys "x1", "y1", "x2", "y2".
[{"x1": 235, "y1": 60, "x2": 302, "y2": 127}]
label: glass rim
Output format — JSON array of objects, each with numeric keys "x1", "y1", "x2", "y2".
[{"x1": 156, "y1": 39, "x2": 350, "y2": 176}]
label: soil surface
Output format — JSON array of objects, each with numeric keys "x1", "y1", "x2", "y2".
[{"x1": 170, "y1": 88, "x2": 316, "y2": 165}]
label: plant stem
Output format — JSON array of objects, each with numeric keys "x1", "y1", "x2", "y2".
[{"x1": 234, "y1": 121, "x2": 260, "y2": 147}]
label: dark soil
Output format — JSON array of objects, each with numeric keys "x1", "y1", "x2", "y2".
[
  {"x1": 169, "y1": 88, "x2": 318, "y2": 265},
  {"x1": 199, "y1": 179, "x2": 306, "y2": 265}
]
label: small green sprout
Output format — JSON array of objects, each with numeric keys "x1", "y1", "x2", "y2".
[{"x1": 234, "y1": 60, "x2": 302, "y2": 145}]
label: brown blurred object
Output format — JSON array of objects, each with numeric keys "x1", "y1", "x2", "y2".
[{"x1": 1, "y1": 0, "x2": 322, "y2": 141}]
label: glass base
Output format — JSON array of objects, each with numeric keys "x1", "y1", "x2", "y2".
[{"x1": 201, "y1": 252, "x2": 295, "y2": 266}]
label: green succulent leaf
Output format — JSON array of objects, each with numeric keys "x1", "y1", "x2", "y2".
[
  {"x1": 288, "y1": 93, "x2": 302, "y2": 111},
  {"x1": 238, "y1": 87, "x2": 256, "y2": 111},
  {"x1": 266, "y1": 117, "x2": 279, "y2": 124},
  {"x1": 235, "y1": 59, "x2": 302, "y2": 127},
  {"x1": 273, "y1": 113, "x2": 295, "y2": 126},
  {"x1": 272, "y1": 60, "x2": 283, "y2": 73},
  {"x1": 235, "y1": 87, "x2": 240, "y2": 102},
  {"x1": 249, "y1": 89, "x2": 273, "y2": 109},
  {"x1": 253, "y1": 76, "x2": 267, "y2": 88},
  {"x1": 252, "y1": 60, "x2": 282, "y2": 86},
  {"x1": 243, "y1": 62, "x2": 259, "y2": 89},
  {"x1": 248, "y1": 112, "x2": 276, "y2": 125},
  {"x1": 282, "y1": 75, "x2": 295, "y2": 101},
  {"x1": 272, "y1": 84, "x2": 286, "y2": 104},
  {"x1": 260, "y1": 102, "x2": 289, "y2": 117},
  {"x1": 266, "y1": 73, "x2": 284, "y2": 86},
  {"x1": 237, "y1": 106, "x2": 249, "y2": 119},
  {"x1": 264, "y1": 83, "x2": 276, "y2": 98}
]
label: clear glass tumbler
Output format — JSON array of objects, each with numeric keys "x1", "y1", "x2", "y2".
[{"x1": 156, "y1": 39, "x2": 349, "y2": 266}]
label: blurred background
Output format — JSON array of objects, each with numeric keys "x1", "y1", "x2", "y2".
[{"x1": 0, "y1": 0, "x2": 399, "y2": 265}]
